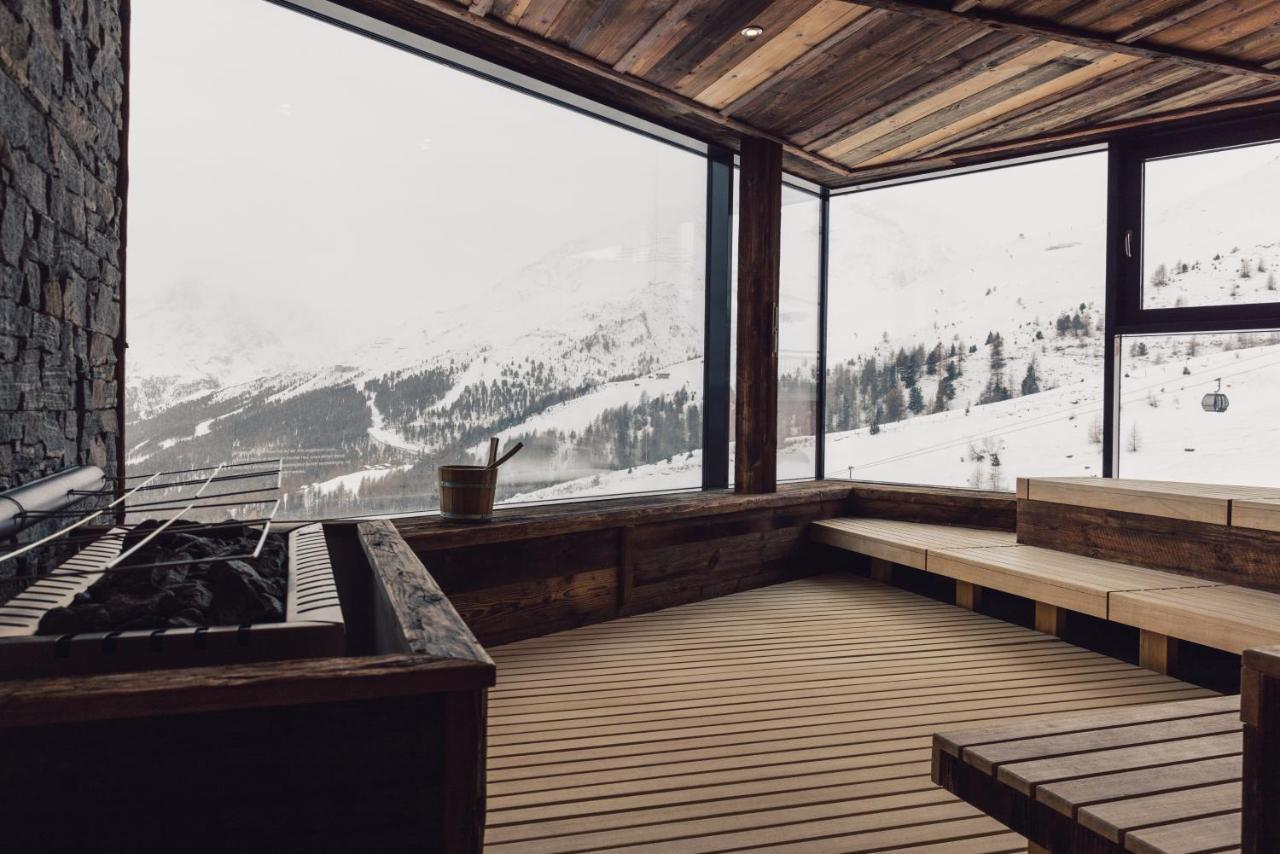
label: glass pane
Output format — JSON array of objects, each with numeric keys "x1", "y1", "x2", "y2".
[
  {"x1": 728, "y1": 178, "x2": 821, "y2": 484},
  {"x1": 127, "y1": 0, "x2": 706, "y2": 519},
  {"x1": 1118, "y1": 330, "x2": 1280, "y2": 485},
  {"x1": 825, "y1": 154, "x2": 1107, "y2": 489},
  {"x1": 1143, "y1": 140, "x2": 1280, "y2": 309},
  {"x1": 778, "y1": 185, "x2": 822, "y2": 481}
]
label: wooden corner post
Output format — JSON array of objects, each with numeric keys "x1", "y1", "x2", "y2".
[
  {"x1": 735, "y1": 136, "x2": 782, "y2": 494},
  {"x1": 1243, "y1": 646, "x2": 1280, "y2": 854}
]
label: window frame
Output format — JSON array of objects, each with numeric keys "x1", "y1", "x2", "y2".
[{"x1": 1112, "y1": 114, "x2": 1280, "y2": 336}]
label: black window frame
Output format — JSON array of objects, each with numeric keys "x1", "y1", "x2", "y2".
[{"x1": 1112, "y1": 113, "x2": 1280, "y2": 337}]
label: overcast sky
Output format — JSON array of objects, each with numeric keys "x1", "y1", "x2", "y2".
[{"x1": 127, "y1": 0, "x2": 707, "y2": 357}]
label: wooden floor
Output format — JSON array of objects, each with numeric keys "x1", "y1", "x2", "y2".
[{"x1": 484, "y1": 574, "x2": 1217, "y2": 853}]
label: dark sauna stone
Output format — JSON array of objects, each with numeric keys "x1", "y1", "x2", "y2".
[{"x1": 36, "y1": 522, "x2": 289, "y2": 634}]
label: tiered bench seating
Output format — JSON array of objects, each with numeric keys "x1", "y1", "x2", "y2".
[{"x1": 811, "y1": 512, "x2": 1280, "y2": 671}]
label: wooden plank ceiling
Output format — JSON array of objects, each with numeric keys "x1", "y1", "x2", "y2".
[{"x1": 344, "y1": 0, "x2": 1280, "y2": 186}]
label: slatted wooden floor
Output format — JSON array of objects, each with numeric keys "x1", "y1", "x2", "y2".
[{"x1": 485, "y1": 574, "x2": 1217, "y2": 853}]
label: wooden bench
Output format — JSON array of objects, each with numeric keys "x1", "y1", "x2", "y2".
[
  {"x1": 811, "y1": 518, "x2": 1280, "y2": 673},
  {"x1": 933, "y1": 695, "x2": 1244, "y2": 853},
  {"x1": 1018, "y1": 477, "x2": 1280, "y2": 526},
  {"x1": 933, "y1": 646, "x2": 1280, "y2": 854}
]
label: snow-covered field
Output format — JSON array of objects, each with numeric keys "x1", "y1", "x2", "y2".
[{"x1": 304, "y1": 464, "x2": 412, "y2": 497}]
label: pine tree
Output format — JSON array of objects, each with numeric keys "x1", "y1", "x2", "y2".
[
  {"x1": 1241, "y1": 258, "x2": 1253, "y2": 279},
  {"x1": 908, "y1": 385, "x2": 925, "y2": 415},
  {"x1": 1150, "y1": 263, "x2": 1169, "y2": 288},
  {"x1": 1020, "y1": 357, "x2": 1041, "y2": 396},
  {"x1": 883, "y1": 382, "x2": 905, "y2": 422},
  {"x1": 926, "y1": 342, "x2": 943, "y2": 375}
]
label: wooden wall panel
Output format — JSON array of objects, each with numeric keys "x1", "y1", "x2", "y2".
[
  {"x1": 849, "y1": 483, "x2": 1018, "y2": 530},
  {"x1": 1018, "y1": 498, "x2": 1280, "y2": 591},
  {"x1": 414, "y1": 491, "x2": 857, "y2": 645}
]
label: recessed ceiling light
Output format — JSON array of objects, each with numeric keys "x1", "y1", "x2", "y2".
[{"x1": 741, "y1": 25, "x2": 764, "y2": 39}]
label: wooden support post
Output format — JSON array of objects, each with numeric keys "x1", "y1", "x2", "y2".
[
  {"x1": 1243, "y1": 646, "x2": 1280, "y2": 854},
  {"x1": 955, "y1": 580, "x2": 982, "y2": 611},
  {"x1": 734, "y1": 136, "x2": 782, "y2": 495},
  {"x1": 869, "y1": 557, "x2": 893, "y2": 584},
  {"x1": 1139, "y1": 629, "x2": 1179, "y2": 675},
  {"x1": 1034, "y1": 602, "x2": 1067, "y2": 637}
]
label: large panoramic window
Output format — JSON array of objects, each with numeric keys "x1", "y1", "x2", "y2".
[
  {"x1": 1143, "y1": 141, "x2": 1280, "y2": 310},
  {"x1": 1118, "y1": 330, "x2": 1280, "y2": 485},
  {"x1": 127, "y1": 0, "x2": 707, "y2": 519},
  {"x1": 825, "y1": 154, "x2": 1108, "y2": 489}
]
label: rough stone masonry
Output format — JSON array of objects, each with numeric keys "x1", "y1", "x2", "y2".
[{"x1": 0, "y1": 0, "x2": 127, "y2": 580}]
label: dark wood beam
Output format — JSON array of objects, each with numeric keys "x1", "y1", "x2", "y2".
[
  {"x1": 843, "y1": 0, "x2": 1280, "y2": 83},
  {"x1": 734, "y1": 136, "x2": 782, "y2": 495},
  {"x1": 326, "y1": 0, "x2": 854, "y2": 185}
]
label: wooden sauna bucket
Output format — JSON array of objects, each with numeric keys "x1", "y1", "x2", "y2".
[{"x1": 438, "y1": 465, "x2": 498, "y2": 521}]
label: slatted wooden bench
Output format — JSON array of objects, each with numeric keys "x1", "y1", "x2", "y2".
[
  {"x1": 932, "y1": 695, "x2": 1244, "y2": 853},
  {"x1": 810, "y1": 518, "x2": 1280, "y2": 672},
  {"x1": 933, "y1": 646, "x2": 1280, "y2": 854}
]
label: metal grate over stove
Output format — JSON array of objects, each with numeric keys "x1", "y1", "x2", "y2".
[{"x1": 0, "y1": 460, "x2": 344, "y2": 679}]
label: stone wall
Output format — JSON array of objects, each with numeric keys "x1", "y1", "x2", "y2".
[
  {"x1": 0, "y1": 0, "x2": 126, "y2": 577},
  {"x1": 0, "y1": 0, "x2": 125, "y2": 486}
]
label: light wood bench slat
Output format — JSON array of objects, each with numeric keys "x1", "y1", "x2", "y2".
[
  {"x1": 961, "y1": 711, "x2": 1241, "y2": 775},
  {"x1": 1111, "y1": 586, "x2": 1280, "y2": 655},
  {"x1": 927, "y1": 545, "x2": 1214, "y2": 620},
  {"x1": 1231, "y1": 497, "x2": 1280, "y2": 533},
  {"x1": 1123, "y1": 812, "x2": 1242, "y2": 854},
  {"x1": 997, "y1": 731, "x2": 1242, "y2": 796},
  {"x1": 1079, "y1": 781, "x2": 1242, "y2": 844},
  {"x1": 810, "y1": 518, "x2": 1015, "y2": 570},
  {"x1": 935, "y1": 695, "x2": 1238, "y2": 757},
  {"x1": 1035, "y1": 754, "x2": 1242, "y2": 819}
]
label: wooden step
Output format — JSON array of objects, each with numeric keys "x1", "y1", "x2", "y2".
[
  {"x1": 927, "y1": 545, "x2": 1215, "y2": 621},
  {"x1": 1110, "y1": 585, "x2": 1280, "y2": 655},
  {"x1": 1019, "y1": 476, "x2": 1280, "y2": 526},
  {"x1": 810, "y1": 518, "x2": 1015, "y2": 570},
  {"x1": 1017, "y1": 477, "x2": 1280, "y2": 593}
]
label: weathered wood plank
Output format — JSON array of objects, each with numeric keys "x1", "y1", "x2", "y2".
[
  {"x1": 358, "y1": 520, "x2": 493, "y2": 663},
  {"x1": 1017, "y1": 498, "x2": 1280, "y2": 591},
  {"x1": 394, "y1": 481, "x2": 856, "y2": 551}
]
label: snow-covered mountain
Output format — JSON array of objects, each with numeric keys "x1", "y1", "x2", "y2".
[{"x1": 125, "y1": 220, "x2": 707, "y2": 518}]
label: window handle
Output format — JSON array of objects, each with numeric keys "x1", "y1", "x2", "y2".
[{"x1": 1123, "y1": 229, "x2": 1133, "y2": 259}]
